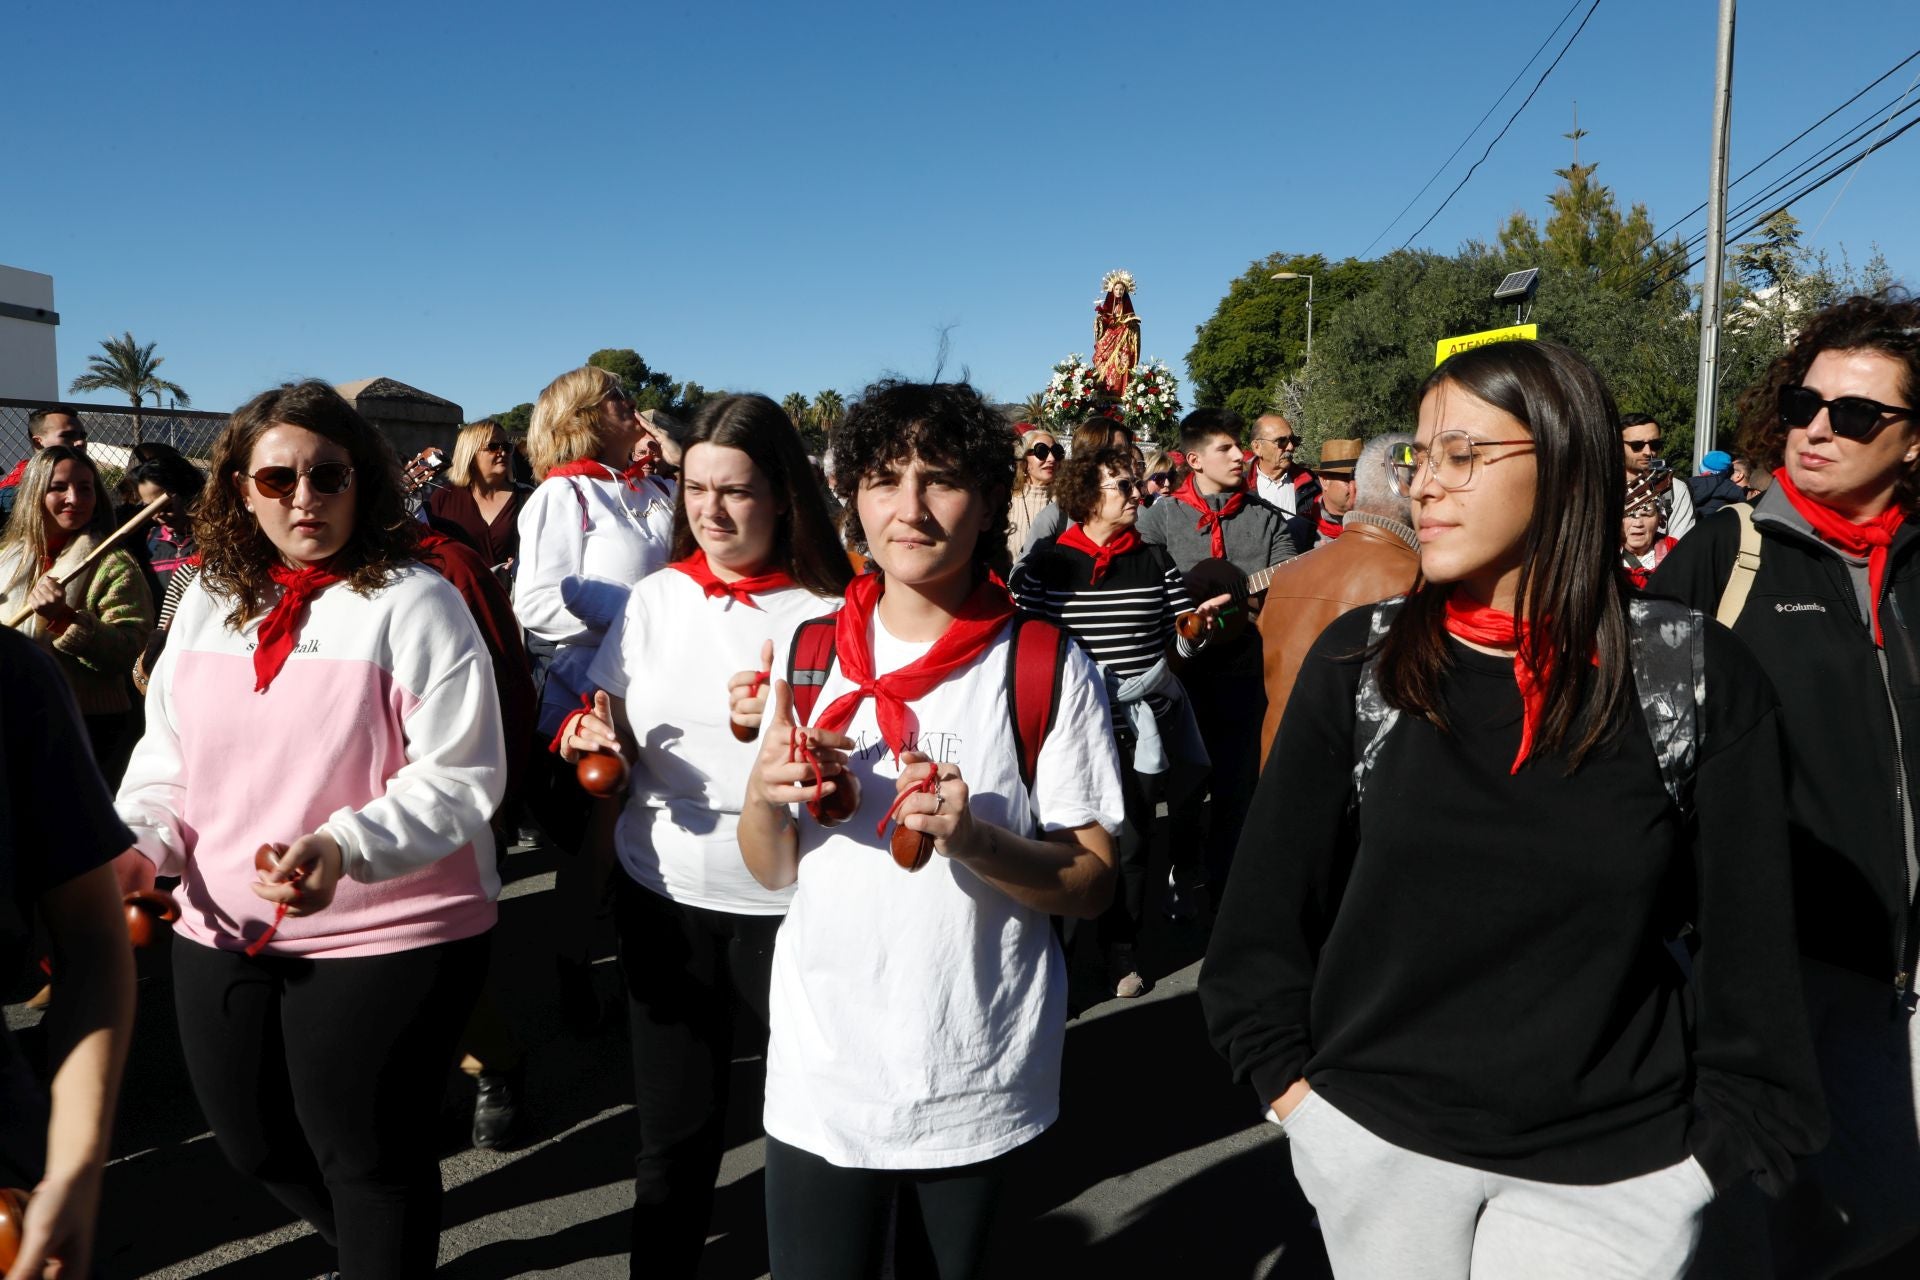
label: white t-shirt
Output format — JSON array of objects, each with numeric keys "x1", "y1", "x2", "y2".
[
  {"x1": 586, "y1": 570, "x2": 840, "y2": 915},
  {"x1": 762, "y1": 612, "x2": 1125, "y2": 1170},
  {"x1": 1255, "y1": 466, "x2": 1295, "y2": 515}
]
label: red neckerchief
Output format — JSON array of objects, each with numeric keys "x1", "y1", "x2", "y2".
[
  {"x1": 254, "y1": 560, "x2": 343, "y2": 692},
  {"x1": 1170, "y1": 476, "x2": 1244, "y2": 559},
  {"x1": 1622, "y1": 537, "x2": 1679, "y2": 589},
  {"x1": 1058, "y1": 522, "x2": 1140, "y2": 585},
  {"x1": 669, "y1": 548, "x2": 794, "y2": 609},
  {"x1": 0, "y1": 459, "x2": 25, "y2": 489},
  {"x1": 1316, "y1": 513, "x2": 1344, "y2": 541},
  {"x1": 1776, "y1": 468, "x2": 1908, "y2": 645},
  {"x1": 545, "y1": 457, "x2": 655, "y2": 489},
  {"x1": 1442, "y1": 592, "x2": 1580, "y2": 775},
  {"x1": 810, "y1": 572, "x2": 1015, "y2": 757}
]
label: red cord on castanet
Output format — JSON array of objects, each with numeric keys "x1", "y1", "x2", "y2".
[
  {"x1": 878, "y1": 770, "x2": 937, "y2": 872},
  {"x1": 731, "y1": 670, "x2": 774, "y2": 743},
  {"x1": 0, "y1": 1184, "x2": 29, "y2": 1272},
  {"x1": 790, "y1": 728, "x2": 858, "y2": 825},
  {"x1": 245, "y1": 843, "x2": 303, "y2": 958}
]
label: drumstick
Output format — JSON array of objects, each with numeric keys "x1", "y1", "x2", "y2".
[{"x1": 6, "y1": 494, "x2": 170, "y2": 627}]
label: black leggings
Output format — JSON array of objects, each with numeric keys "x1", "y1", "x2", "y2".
[
  {"x1": 171, "y1": 932, "x2": 488, "y2": 1280},
  {"x1": 614, "y1": 875, "x2": 779, "y2": 1278},
  {"x1": 763, "y1": 1135, "x2": 1013, "y2": 1280}
]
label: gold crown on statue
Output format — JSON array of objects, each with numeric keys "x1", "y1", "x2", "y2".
[{"x1": 1102, "y1": 269, "x2": 1136, "y2": 296}]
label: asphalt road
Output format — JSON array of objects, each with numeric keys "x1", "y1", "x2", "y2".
[
  {"x1": 13, "y1": 836, "x2": 1919, "y2": 1279},
  {"x1": 13, "y1": 837, "x2": 1326, "y2": 1280}
]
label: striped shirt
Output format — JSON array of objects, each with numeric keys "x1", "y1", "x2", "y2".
[{"x1": 1010, "y1": 533, "x2": 1195, "y2": 720}]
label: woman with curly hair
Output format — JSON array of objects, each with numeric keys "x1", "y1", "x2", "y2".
[
  {"x1": 1651, "y1": 292, "x2": 1920, "y2": 1275},
  {"x1": 740, "y1": 380, "x2": 1124, "y2": 1278},
  {"x1": 0, "y1": 445, "x2": 154, "y2": 782},
  {"x1": 113, "y1": 379, "x2": 507, "y2": 1279},
  {"x1": 1011, "y1": 444, "x2": 1223, "y2": 999}
]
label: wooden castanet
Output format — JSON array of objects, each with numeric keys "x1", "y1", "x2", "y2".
[
  {"x1": 124, "y1": 889, "x2": 181, "y2": 949},
  {"x1": 889, "y1": 824, "x2": 933, "y2": 872},
  {"x1": 0, "y1": 1185, "x2": 28, "y2": 1273},
  {"x1": 576, "y1": 751, "x2": 630, "y2": 798},
  {"x1": 730, "y1": 719, "x2": 758, "y2": 744},
  {"x1": 810, "y1": 768, "x2": 859, "y2": 827}
]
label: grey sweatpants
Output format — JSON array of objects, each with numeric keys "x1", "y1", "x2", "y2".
[{"x1": 1282, "y1": 1091, "x2": 1715, "y2": 1279}]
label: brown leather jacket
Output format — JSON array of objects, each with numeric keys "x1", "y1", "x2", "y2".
[{"x1": 1257, "y1": 513, "x2": 1419, "y2": 765}]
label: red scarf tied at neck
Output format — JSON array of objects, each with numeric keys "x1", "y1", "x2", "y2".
[
  {"x1": 254, "y1": 561, "x2": 343, "y2": 692},
  {"x1": 1775, "y1": 468, "x2": 1908, "y2": 645},
  {"x1": 1317, "y1": 513, "x2": 1344, "y2": 542},
  {"x1": 1058, "y1": 523, "x2": 1139, "y2": 584},
  {"x1": 669, "y1": 548, "x2": 794, "y2": 609},
  {"x1": 809, "y1": 572, "x2": 1014, "y2": 757},
  {"x1": 1170, "y1": 477, "x2": 1244, "y2": 559},
  {"x1": 546, "y1": 457, "x2": 654, "y2": 488},
  {"x1": 1441, "y1": 593, "x2": 1567, "y2": 775}
]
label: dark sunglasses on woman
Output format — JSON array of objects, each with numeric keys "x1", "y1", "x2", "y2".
[
  {"x1": 1780, "y1": 384, "x2": 1916, "y2": 440},
  {"x1": 1027, "y1": 443, "x2": 1059, "y2": 462},
  {"x1": 245, "y1": 463, "x2": 355, "y2": 499}
]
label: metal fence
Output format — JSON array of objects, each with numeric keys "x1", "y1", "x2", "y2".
[{"x1": 0, "y1": 398, "x2": 229, "y2": 483}]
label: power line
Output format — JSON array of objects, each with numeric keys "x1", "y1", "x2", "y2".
[
  {"x1": 1637, "y1": 48, "x2": 1920, "y2": 251},
  {"x1": 1617, "y1": 91, "x2": 1920, "y2": 299},
  {"x1": 1811, "y1": 64, "x2": 1920, "y2": 237},
  {"x1": 1357, "y1": 0, "x2": 1586, "y2": 259},
  {"x1": 1394, "y1": 0, "x2": 1605, "y2": 252}
]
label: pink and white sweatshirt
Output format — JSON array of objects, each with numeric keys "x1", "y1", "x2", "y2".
[{"x1": 116, "y1": 564, "x2": 507, "y2": 958}]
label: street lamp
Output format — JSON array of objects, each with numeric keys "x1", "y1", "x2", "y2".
[{"x1": 1270, "y1": 272, "x2": 1315, "y2": 366}]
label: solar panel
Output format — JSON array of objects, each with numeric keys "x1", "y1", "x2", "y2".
[{"x1": 1493, "y1": 268, "x2": 1541, "y2": 301}]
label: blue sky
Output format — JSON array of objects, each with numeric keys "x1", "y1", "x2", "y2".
[{"x1": 6, "y1": 0, "x2": 1916, "y2": 418}]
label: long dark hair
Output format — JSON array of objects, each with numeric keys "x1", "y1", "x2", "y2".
[
  {"x1": 671, "y1": 394, "x2": 853, "y2": 599},
  {"x1": 1376, "y1": 340, "x2": 1632, "y2": 770},
  {"x1": 198, "y1": 380, "x2": 420, "y2": 628},
  {"x1": 1734, "y1": 289, "x2": 1920, "y2": 517}
]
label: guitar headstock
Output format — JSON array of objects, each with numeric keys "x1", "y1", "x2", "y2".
[{"x1": 401, "y1": 447, "x2": 449, "y2": 497}]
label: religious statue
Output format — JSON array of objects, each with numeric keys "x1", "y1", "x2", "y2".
[{"x1": 1093, "y1": 269, "x2": 1141, "y2": 396}]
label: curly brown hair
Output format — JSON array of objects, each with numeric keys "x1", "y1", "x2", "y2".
[
  {"x1": 197, "y1": 380, "x2": 421, "y2": 628},
  {"x1": 1052, "y1": 445, "x2": 1135, "y2": 526},
  {"x1": 1733, "y1": 290, "x2": 1920, "y2": 516}
]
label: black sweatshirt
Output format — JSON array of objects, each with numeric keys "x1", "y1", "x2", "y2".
[{"x1": 1200, "y1": 605, "x2": 1827, "y2": 1194}]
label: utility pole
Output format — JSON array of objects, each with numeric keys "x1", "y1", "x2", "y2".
[{"x1": 1693, "y1": 0, "x2": 1737, "y2": 473}]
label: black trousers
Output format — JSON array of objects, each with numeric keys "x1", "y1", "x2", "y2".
[
  {"x1": 1175, "y1": 634, "x2": 1268, "y2": 896},
  {"x1": 171, "y1": 931, "x2": 488, "y2": 1280},
  {"x1": 763, "y1": 1135, "x2": 1013, "y2": 1280},
  {"x1": 614, "y1": 874, "x2": 780, "y2": 1279}
]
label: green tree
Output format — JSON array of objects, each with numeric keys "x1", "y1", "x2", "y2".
[
  {"x1": 587, "y1": 348, "x2": 675, "y2": 406},
  {"x1": 1019, "y1": 391, "x2": 1049, "y2": 425},
  {"x1": 1497, "y1": 155, "x2": 1688, "y2": 300},
  {"x1": 1185, "y1": 252, "x2": 1376, "y2": 426},
  {"x1": 781, "y1": 392, "x2": 826, "y2": 452},
  {"x1": 489, "y1": 403, "x2": 534, "y2": 436},
  {"x1": 68, "y1": 331, "x2": 191, "y2": 442},
  {"x1": 812, "y1": 389, "x2": 846, "y2": 440}
]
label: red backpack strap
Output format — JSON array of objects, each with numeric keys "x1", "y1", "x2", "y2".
[
  {"x1": 1007, "y1": 613, "x2": 1070, "y2": 791},
  {"x1": 786, "y1": 614, "x2": 839, "y2": 726}
]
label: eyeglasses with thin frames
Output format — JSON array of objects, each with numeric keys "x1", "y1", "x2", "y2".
[
  {"x1": 1390, "y1": 432, "x2": 1535, "y2": 495},
  {"x1": 1100, "y1": 478, "x2": 1142, "y2": 502}
]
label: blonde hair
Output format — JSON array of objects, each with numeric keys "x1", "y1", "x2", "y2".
[
  {"x1": 0, "y1": 446, "x2": 113, "y2": 603},
  {"x1": 528, "y1": 366, "x2": 623, "y2": 480},
  {"x1": 449, "y1": 420, "x2": 506, "y2": 488}
]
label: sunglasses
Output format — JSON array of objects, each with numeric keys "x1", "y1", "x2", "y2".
[
  {"x1": 1623, "y1": 438, "x2": 1662, "y2": 453},
  {"x1": 1100, "y1": 478, "x2": 1142, "y2": 501},
  {"x1": 245, "y1": 463, "x2": 355, "y2": 499},
  {"x1": 1779, "y1": 384, "x2": 1916, "y2": 440},
  {"x1": 481, "y1": 442, "x2": 510, "y2": 456},
  {"x1": 1261, "y1": 436, "x2": 1299, "y2": 449},
  {"x1": 1027, "y1": 443, "x2": 1059, "y2": 462},
  {"x1": 1146, "y1": 471, "x2": 1170, "y2": 487}
]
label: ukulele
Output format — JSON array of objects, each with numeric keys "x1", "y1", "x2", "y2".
[{"x1": 1176, "y1": 554, "x2": 1295, "y2": 645}]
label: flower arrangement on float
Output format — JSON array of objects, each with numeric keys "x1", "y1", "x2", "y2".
[
  {"x1": 1120, "y1": 358, "x2": 1180, "y2": 440},
  {"x1": 1042, "y1": 353, "x2": 1105, "y2": 428}
]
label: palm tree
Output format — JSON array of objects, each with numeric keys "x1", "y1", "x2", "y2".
[
  {"x1": 780, "y1": 392, "x2": 811, "y2": 430},
  {"x1": 68, "y1": 332, "x2": 191, "y2": 443},
  {"x1": 1020, "y1": 391, "x2": 1048, "y2": 425},
  {"x1": 811, "y1": 389, "x2": 846, "y2": 440}
]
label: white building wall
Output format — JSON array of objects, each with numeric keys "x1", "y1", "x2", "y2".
[{"x1": 0, "y1": 265, "x2": 59, "y2": 401}]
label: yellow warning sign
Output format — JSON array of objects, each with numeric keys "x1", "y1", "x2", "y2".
[{"x1": 1435, "y1": 323, "x2": 1539, "y2": 366}]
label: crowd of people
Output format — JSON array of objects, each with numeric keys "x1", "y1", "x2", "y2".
[{"x1": 1, "y1": 290, "x2": 1919, "y2": 1279}]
